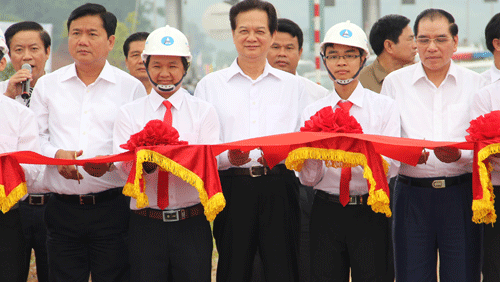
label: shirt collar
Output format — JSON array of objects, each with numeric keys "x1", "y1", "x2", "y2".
[
  {"x1": 412, "y1": 60, "x2": 458, "y2": 86},
  {"x1": 490, "y1": 64, "x2": 500, "y2": 83},
  {"x1": 226, "y1": 58, "x2": 281, "y2": 83},
  {"x1": 149, "y1": 88, "x2": 185, "y2": 112},
  {"x1": 60, "y1": 61, "x2": 116, "y2": 84},
  {"x1": 331, "y1": 81, "x2": 364, "y2": 109}
]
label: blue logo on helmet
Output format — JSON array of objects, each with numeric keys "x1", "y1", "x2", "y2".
[
  {"x1": 161, "y1": 36, "x2": 174, "y2": 46},
  {"x1": 340, "y1": 29, "x2": 352, "y2": 38}
]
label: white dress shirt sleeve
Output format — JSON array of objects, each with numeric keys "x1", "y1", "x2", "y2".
[
  {"x1": 18, "y1": 109, "x2": 41, "y2": 188},
  {"x1": 30, "y1": 81, "x2": 59, "y2": 158}
]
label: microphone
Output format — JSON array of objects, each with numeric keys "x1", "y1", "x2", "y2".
[{"x1": 21, "y1": 63, "x2": 32, "y2": 99}]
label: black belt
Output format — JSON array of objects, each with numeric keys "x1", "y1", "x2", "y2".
[
  {"x1": 397, "y1": 174, "x2": 472, "y2": 189},
  {"x1": 219, "y1": 164, "x2": 288, "y2": 177},
  {"x1": 132, "y1": 203, "x2": 204, "y2": 222},
  {"x1": 55, "y1": 188, "x2": 122, "y2": 205},
  {"x1": 315, "y1": 190, "x2": 368, "y2": 205},
  {"x1": 22, "y1": 193, "x2": 51, "y2": 205}
]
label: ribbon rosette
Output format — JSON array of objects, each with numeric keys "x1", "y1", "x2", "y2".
[
  {"x1": 466, "y1": 111, "x2": 500, "y2": 224},
  {"x1": 286, "y1": 106, "x2": 391, "y2": 216},
  {"x1": 121, "y1": 120, "x2": 225, "y2": 222}
]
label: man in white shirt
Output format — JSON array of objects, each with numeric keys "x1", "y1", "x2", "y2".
[
  {"x1": 2, "y1": 21, "x2": 52, "y2": 282},
  {"x1": 0, "y1": 27, "x2": 40, "y2": 282},
  {"x1": 267, "y1": 18, "x2": 329, "y2": 103},
  {"x1": 482, "y1": 13, "x2": 500, "y2": 84},
  {"x1": 30, "y1": 4, "x2": 146, "y2": 281},
  {"x1": 472, "y1": 77, "x2": 500, "y2": 282},
  {"x1": 266, "y1": 17, "x2": 328, "y2": 282},
  {"x1": 114, "y1": 25, "x2": 219, "y2": 282},
  {"x1": 299, "y1": 21, "x2": 400, "y2": 281},
  {"x1": 381, "y1": 9, "x2": 486, "y2": 282},
  {"x1": 195, "y1": 0, "x2": 307, "y2": 281},
  {"x1": 123, "y1": 31, "x2": 152, "y2": 94}
]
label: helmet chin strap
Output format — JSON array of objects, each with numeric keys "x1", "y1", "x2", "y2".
[
  {"x1": 321, "y1": 54, "x2": 367, "y2": 85},
  {"x1": 145, "y1": 56, "x2": 188, "y2": 93}
]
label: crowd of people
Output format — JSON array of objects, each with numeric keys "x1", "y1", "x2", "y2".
[{"x1": 1, "y1": 0, "x2": 500, "y2": 281}]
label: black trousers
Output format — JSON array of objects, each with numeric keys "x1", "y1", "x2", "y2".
[
  {"x1": 310, "y1": 192, "x2": 391, "y2": 282},
  {"x1": 129, "y1": 210, "x2": 213, "y2": 282},
  {"x1": 251, "y1": 181, "x2": 312, "y2": 282},
  {"x1": 0, "y1": 207, "x2": 28, "y2": 282},
  {"x1": 44, "y1": 191, "x2": 130, "y2": 282},
  {"x1": 483, "y1": 185, "x2": 500, "y2": 282},
  {"x1": 19, "y1": 198, "x2": 50, "y2": 282},
  {"x1": 214, "y1": 169, "x2": 300, "y2": 282}
]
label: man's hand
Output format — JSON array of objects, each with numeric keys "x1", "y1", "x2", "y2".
[
  {"x1": 228, "y1": 149, "x2": 251, "y2": 166},
  {"x1": 418, "y1": 150, "x2": 430, "y2": 164},
  {"x1": 434, "y1": 147, "x2": 461, "y2": 163},
  {"x1": 143, "y1": 162, "x2": 158, "y2": 174},
  {"x1": 83, "y1": 162, "x2": 110, "y2": 178},
  {"x1": 4, "y1": 69, "x2": 32, "y2": 99},
  {"x1": 55, "y1": 149, "x2": 83, "y2": 181}
]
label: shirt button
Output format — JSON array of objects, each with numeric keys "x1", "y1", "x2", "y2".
[{"x1": 252, "y1": 120, "x2": 256, "y2": 124}]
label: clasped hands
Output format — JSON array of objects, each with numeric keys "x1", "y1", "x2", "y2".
[
  {"x1": 55, "y1": 149, "x2": 113, "y2": 181},
  {"x1": 228, "y1": 149, "x2": 267, "y2": 166},
  {"x1": 418, "y1": 146, "x2": 461, "y2": 165}
]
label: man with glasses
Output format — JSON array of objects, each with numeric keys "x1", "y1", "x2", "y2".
[
  {"x1": 381, "y1": 9, "x2": 486, "y2": 282},
  {"x1": 299, "y1": 20, "x2": 400, "y2": 281}
]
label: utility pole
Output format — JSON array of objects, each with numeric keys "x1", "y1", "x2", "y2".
[
  {"x1": 165, "y1": 0, "x2": 183, "y2": 30},
  {"x1": 362, "y1": 0, "x2": 380, "y2": 37}
]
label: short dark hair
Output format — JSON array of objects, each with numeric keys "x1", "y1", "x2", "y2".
[
  {"x1": 485, "y1": 13, "x2": 500, "y2": 53},
  {"x1": 123, "y1": 32, "x2": 149, "y2": 58},
  {"x1": 4, "y1": 21, "x2": 51, "y2": 52},
  {"x1": 369, "y1": 15, "x2": 410, "y2": 56},
  {"x1": 230, "y1": 0, "x2": 277, "y2": 34},
  {"x1": 414, "y1": 8, "x2": 458, "y2": 37},
  {"x1": 277, "y1": 18, "x2": 303, "y2": 50},
  {"x1": 67, "y1": 3, "x2": 117, "y2": 38}
]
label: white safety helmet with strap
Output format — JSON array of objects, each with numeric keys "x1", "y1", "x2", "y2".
[
  {"x1": 320, "y1": 20, "x2": 370, "y2": 85},
  {"x1": 0, "y1": 28, "x2": 9, "y2": 56},
  {"x1": 142, "y1": 25, "x2": 192, "y2": 92}
]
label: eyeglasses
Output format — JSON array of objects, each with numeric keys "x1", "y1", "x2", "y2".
[
  {"x1": 416, "y1": 36, "x2": 452, "y2": 46},
  {"x1": 323, "y1": 54, "x2": 361, "y2": 62}
]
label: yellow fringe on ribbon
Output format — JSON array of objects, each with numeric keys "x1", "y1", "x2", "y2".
[
  {"x1": 123, "y1": 149, "x2": 225, "y2": 222},
  {"x1": 473, "y1": 144, "x2": 500, "y2": 224},
  {"x1": 0, "y1": 182, "x2": 27, "y2": 213},
  {"x1": 285, "y1": 147, "x2": 391, "y2": 217}
]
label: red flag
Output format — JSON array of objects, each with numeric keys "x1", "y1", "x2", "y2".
[
  {"x1": 123, "y1": 145, "x2": 225, "y2": 222},
  {"x1": 0, "y1": 155, "x2": 27, "y2": 213}
]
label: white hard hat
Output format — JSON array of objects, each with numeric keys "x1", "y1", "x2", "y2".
[
  {"x1": 320, "y1": 21, "x2": 370, "y2": 59},
  {"x1": 142, "y1": 25, "x2": 191, "y2": 63},
  {"x1": 0, "y1": 28, "x2": 8, "y2": 55}
]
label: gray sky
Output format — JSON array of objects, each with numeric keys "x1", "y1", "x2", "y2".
[{"x1": 179, "y1": 0, "x2": 500, "y2": 55}]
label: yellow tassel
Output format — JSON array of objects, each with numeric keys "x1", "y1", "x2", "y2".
[
  {"x1": 0, "y1": 182, "x2": 27, "y2": 213},
  {"x1": 473, "y1": 144, "x2": 500, "y2": 224},
  {"x1": 128, "y1": 149, "x2": 225, "y2": 221},
  {"x1": 286, "y1": 147, "x2": 391, "y2": 216}
]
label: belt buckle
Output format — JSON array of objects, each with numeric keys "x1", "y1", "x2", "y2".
[
  {"x1": 163, "y1": 209, "x2": 186, "y2": 222},
  {"x1": 348, "y1": 196, "x2": 359, "y2": 205},
  {"x1": 432, "y1": 179, "x2": 446, "y2": 189},
  {"x1": 79, "y1": 195, "x2": 96, "y2": 205},
  {"x1": 29, "y1": 195, "x2": 44, "y2": 205},
  {"x1": 249, "y1": 166, "x2": 267, "y2": 178}
]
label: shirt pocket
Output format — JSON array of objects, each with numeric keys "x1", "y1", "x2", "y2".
[
  {"x1": 446, "y1": 104, "x2": 469, "y2": 139},
  {"x1": 0, "y1": 134, "x2": 18, "y2": 153},
  {"x1": 178, "y1": 132, "x2": 199, "y2": 144}
]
